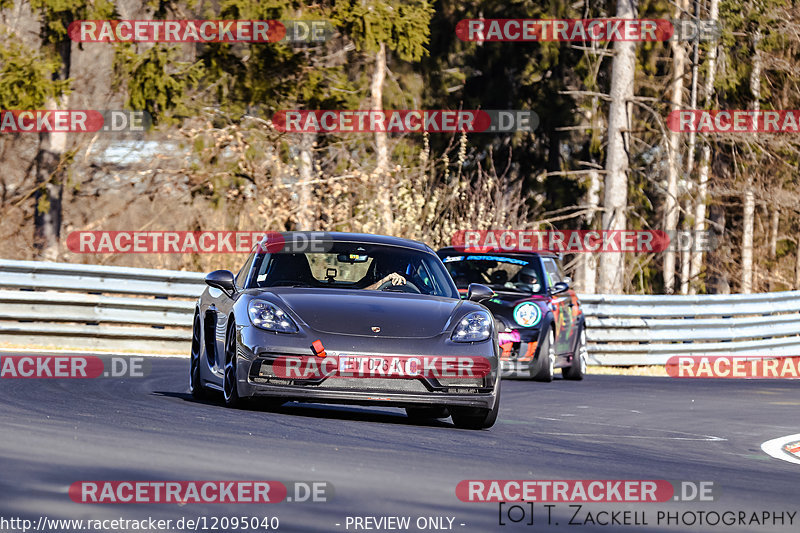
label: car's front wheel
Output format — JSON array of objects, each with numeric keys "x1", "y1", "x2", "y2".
[
  {"x1": 563, "y1": 327, "x2": 587, "y2": 380},
  {"x1": 223, "y1": 320, "x2": 246, "y2": 408},
  {"x1": 189, "y1": 313, "x2": 208, "y2": 400},
  {"x1": 531, "y1": 328, "x2": 555, "y2": 382}
]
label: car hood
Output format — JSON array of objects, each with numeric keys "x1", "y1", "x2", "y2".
[
  {"x1": 268, "y1": 288, "x2": 465, "y2": 338},
  {"x1": 485, "y1": 290, "x2": 548, "y2": 307}
]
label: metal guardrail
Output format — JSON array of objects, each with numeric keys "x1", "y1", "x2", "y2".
[
  {"x1": 0, "y1": 259, "x2": 204, "y2": 352},
  {"x1": 579, "y1": 292, "x2": 800, "y2": 365},
  {"x1": 0, "y1": 258, "x2": 798, "y2": 362}
]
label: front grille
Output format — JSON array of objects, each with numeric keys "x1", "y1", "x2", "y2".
[
  {"x1": 436, "y1": 376, "x2": 485, "y2": 387},
  {"x1": 315, "y1": 377, "x2": 429, "y2": 393}
]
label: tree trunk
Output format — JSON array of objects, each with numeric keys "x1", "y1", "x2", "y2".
[
  {"x1": 707, "y1": 203, "x2": 730, "y2": 294},
  {"x1": 767, "y1": 207, "x2": 779, "y2": 291},
  {"x1": 690, "y1": 0, "x2": 719, "y2": 294},
  {"x1": 576, "y1": 94, "x2": 602, "y2": 294},
  {"x1": 741, "y1": 185, "x2": 755, "y2": 293},
  {"x1": 371, "y1": 42, "x2": 393, "y2": 235},
  {"x1": 769, "y1": 208, "x2": 779, "y2": 260},
  {"x1": 680, "y1": 0, "x2": 702, "y2": 294},
  {"x1": 795, "y1": 233, "x2": 800, "y2": 290},
  {"x1": 295, "y1": 133, "x2": 316, "y2": 231},
  {"x1": 598, "y1": 0, "x2": 637, "y2": 294},
  {"x1": 33, "y1": 37, "x2": 71, "y2": 261},
  {"x1": 663, "y1": 0, "x2": 689, "y2": 294},
  {"x1": 33, "y1": 98, "x2": 68, "y2": 261},
  {"x1": 741, "y1": 30, "x2": 761, "y2": 294},
  {"x1": 580, "y1": 168, "x2": 601, "y2": 293}
]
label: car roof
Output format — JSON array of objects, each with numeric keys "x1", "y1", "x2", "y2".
[
  {"x1": 435, "y1": 246, "x2": 558, "y2": 259},
  {"x1": 271, "y1": 232, "x2": 433, "y2": 253}
]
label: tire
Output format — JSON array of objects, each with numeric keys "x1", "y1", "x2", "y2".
[
  {"x1": 450, "y1": 381, "x2": 500, "y2": 430},
  {"x1": 406, "y1": 406, "x2": 450, "y2": 420},
  {"x1": 189, "y1": 313, "x2": 208, "y2": 400},
  {"x1": 223, "y1": 320, "x2": 246, "y2": 408},
  {"x1": 531, "y1": 328, "x2": 555, "y2": 382},
  {"x1": 563, "y1": 326, "x2": 587, "y2": 381}
]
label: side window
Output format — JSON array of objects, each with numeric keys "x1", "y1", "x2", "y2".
[
  {"x1": 235, "y1": 252, "x2": 255, "y2": 289},
  {"x1": 411, "y1": 258, "x2": 436, "y2": 295},
  {"x1": 542, "y1": 258, "x2": 562, "y2": 288},
  {"x1": 254, "y1": 254, "x2": 272, "y2": 285}
]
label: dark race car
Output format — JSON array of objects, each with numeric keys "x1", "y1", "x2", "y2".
[
  {"x1": 190, "y1": 232, "x2": 501, "y2": 429},
  {"x1": 436, "y1": 247, "x2": 587, "y2": 381}
]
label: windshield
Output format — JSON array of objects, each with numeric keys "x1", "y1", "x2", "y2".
[
  {"x1": 247, "y1": 242, "x2": 459, "y2": 299},
  {"x1": 439, "y1": 254, "x2": 547, "y2": 295}
]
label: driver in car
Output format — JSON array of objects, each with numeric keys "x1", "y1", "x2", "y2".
[
  {"x1": 513, "y1": 267, "x2": 542, "y2": 292},
  {"x1": 365, "y1": 256, "x2": 408, "y2": 290}
]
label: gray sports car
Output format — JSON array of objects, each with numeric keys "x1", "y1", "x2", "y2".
[{"x1": 189, "y1": 232, "x2": 501, "y2": 429}]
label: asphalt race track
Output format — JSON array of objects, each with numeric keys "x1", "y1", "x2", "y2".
[{"x1": 1, "y1": 353, "x2": 798, "y2": 533}]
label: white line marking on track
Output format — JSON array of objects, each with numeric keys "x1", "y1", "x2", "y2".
[
  {"x1": 761, "y1": 433, "x2": 800, "y2": 465},
  {"x1": 535, "y1": 432, "x2": 725, "y2": 441},
  {"x1": 504, "y1": 417, "x2": 726, "y2": 441}
]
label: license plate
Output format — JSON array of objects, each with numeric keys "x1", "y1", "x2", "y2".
[{"x1": 338, "y1": 356, "x2": 388, "y2": 373}]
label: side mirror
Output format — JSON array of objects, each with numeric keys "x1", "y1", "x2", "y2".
[
  {"x1": 205, "y1": 270, "x2": 236, "y2": 296},
  {"x1": 467, "y1": 283, "x2": 495, "y2": 302},
  {"x1": 551, "y1": 281, "x2": 569, "y2": 295}
]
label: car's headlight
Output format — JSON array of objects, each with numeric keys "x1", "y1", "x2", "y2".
[
  {"x1": 451, "y1": 311, "x2": 493, "y2": 342},
  {"x1": 248, "y1": 299, "x2": 298, "y2": 333}
]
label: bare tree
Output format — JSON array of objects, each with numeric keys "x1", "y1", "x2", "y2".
[
  {"x1": 598, "y1": 0, "x2": 637, "y2": 293},
  {"x1": 680, "y1": 0, "x2": 702, "y2": 295},
  {"x1": 33, "y1": 28, "x2": 72, "y2": 262},
  {"x1": 371, "y1": 42, "x2": 393, "y2": 235},
  {"x1": 690, "y1": 0, "x2": 720, "y2": 294},
  {"x1": 295, "y1": 133, "x2": 316, "y2": 231},
  {"x1": 741, "y1": 29, "x2": 762, "y2": 293},
  {"x1": 664, "y1": 0, "x2": 689, "y2": 294}
]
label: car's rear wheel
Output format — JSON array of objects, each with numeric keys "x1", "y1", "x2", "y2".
[
  {"x1": 406, "y1": 406, "x2": 450, "y2": 420},
  {"x1": 189, "y1": 313, "x2": 208, "y2": 399},
  {"x1": 449, "y1": 381, "x2": 500, "y2": 430},
  {"x1": 223, "y1": 320, "x2": 245, "y2": 408},
  {"x1": 563, "y1": 327, "x2": 587, "y2": 380},
  {"x1": 531, "y1": 328, "x2": 555, "y2": 382}
]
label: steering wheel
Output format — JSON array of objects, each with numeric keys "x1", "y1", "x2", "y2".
[{"x1": 377, "y1": 279, "x2": 421, "y2": 294}]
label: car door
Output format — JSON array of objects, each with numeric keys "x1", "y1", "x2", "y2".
[{"x1": 541, "y1": 257, "x2": 574, "y2": 355}]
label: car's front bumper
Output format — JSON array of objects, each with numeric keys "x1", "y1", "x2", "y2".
[
  {"x1": 239, "y1": 380, "x2": 499, "y2": 409},
  {"x1": 234, "y1": 327, "x2": 500, "y2": 410}
]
